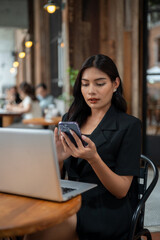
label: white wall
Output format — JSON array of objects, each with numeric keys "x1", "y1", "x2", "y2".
[
  {"x1": 0, "y1": 0, "x2": 28, "y2": 97},
  {"x1": 0, "y1": 28, "x2": 16, "y2": 96}
]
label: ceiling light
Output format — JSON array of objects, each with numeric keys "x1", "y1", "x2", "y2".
[
  {"x1": 13, "y1": 61, "x2": 19, "y2": 68},
  {"x1": 10, "y1": 68, "x2": 16, "y2": 74},
  {"x1": 19, "y1": 52, "x2": 26, "y2": 59},
  {"x1": 60, "y1": 42, "x2": 65, "y2": 48},
  {"x1": 25, "y1": 40, "x2": 33, "y2": 48},
  {"x1": 43, "y1": 0, "x2": 59, "y2": 14}
]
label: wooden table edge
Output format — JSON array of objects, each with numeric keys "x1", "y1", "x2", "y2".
[
  {"x1": 22, "y1": 117, "x2": 62, "y2": 126},
  {"x1": 0, "y1": 194, "x2": 81, "y2": 238}
]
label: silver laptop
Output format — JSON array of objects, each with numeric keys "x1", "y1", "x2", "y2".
[{"x1": 0, "y1": 128, "x2": 97, "y2": 202}]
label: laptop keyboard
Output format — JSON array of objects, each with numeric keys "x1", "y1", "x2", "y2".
[{"x1": 61, "y1": 187, "x2": 76, "y2": 194}]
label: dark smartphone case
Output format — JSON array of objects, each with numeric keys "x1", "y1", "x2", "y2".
[{"x1": 58, "y1": 122, "x2": 87, "y2": 147}]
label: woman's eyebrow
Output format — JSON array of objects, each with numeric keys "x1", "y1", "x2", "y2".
[
  {"x1": 81, "y1": 78, "x2": 89, "y2": 81},
  {"x1": 94, "y1": 78, "x2": 107, "y2": 81},
  {"x1": 81, "y1": 77, "x2": 106, "y2": 81}
]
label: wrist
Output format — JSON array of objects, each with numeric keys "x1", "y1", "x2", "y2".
[{"x1": 87, "y1": 153, "x2": 100, "y2": 166}]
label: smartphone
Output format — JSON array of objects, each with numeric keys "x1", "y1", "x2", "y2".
[{"x1": 58, "y1": 121, "x2": 87, "y2": 147}]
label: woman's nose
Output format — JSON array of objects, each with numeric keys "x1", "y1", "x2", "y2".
[{"x1": 88, "y1": 84, "x2": 96, "y2": 94}]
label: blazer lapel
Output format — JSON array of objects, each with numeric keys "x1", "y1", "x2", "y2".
[
  {"x1": 77, "y1": 106, "x2": 119, "y2": 176},
  {"x1": 90, "y1": 105, "x2": 118, "y2": 148}
]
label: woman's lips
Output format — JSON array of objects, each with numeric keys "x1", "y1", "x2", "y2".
[{"x1": 88, "y1": 98, "x2": 99, "y2": 103}]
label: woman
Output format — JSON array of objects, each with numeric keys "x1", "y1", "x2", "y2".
[
  {"x1": 26, "y1": 54, "x2": 141, "y2": 240},
  {"x1": 6, "y1": 85, "x2": 22, "y2": 105},
  {"x1": 6, "y1": 82, "x2": 42, "y2": 127}
]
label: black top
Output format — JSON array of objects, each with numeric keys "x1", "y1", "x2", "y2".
[{"x1": 63, "y1": 105, "x2": 141, "y2": 240}]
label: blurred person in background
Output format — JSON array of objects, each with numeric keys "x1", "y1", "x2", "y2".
[
  {"x1": 10, "y1": 86, "x2": 21, "y2": 104},
  {"x1": 6, "y1": 82, "x2": 42, "y2": 120},
  {"x1": 5, "y1": 85, "x2": 21, "y2": 105},
  {"x1": 36, "y1": 83, "x2": 54, "y2": 115}
]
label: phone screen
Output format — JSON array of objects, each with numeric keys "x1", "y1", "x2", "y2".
[{"x1": 58, "y1": 122, "x2": 87, "y2": 147}]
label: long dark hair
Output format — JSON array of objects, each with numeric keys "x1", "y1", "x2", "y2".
[
  {"x1": 19, "y1": 82, "x2": 37, "y2": 101},
  {"x1": 67, "y1": 54, "x2": 127, "y2": 127}
]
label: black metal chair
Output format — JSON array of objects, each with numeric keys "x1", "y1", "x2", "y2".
[{"x1": 128, "y1": 154, "x2": 159, "y2": 240}]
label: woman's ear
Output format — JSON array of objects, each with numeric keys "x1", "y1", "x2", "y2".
[{"x1": 114, "y1": 77, "x2": 120, "y2": 89}]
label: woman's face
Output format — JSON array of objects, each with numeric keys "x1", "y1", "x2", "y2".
[{"x1": 81, "y1": 67, "x2": 119, "y2": 112}]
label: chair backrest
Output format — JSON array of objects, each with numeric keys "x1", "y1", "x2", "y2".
[{"x1": 128, "y1": 154, "x2": 159, "y2": 240}]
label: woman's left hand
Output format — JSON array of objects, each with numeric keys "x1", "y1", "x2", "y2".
[{"x1": 60, "y1": 130, "x2": 98, "y2": 164}]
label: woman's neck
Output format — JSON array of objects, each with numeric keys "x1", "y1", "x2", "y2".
[
  {"x1": 81, "y1": 106, "x2": 110, "y2": 135},
  {"x1": 90, "y1": 104, "x2": 111, "y2": 119},
  {"x1": 90, "y1": 109, "x2": 106, "y2": 120}
]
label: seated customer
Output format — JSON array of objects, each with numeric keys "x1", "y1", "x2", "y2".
[
  {"x1": 36, "y1": 83, "x2": 54, "y2": 115},
  {"x1": 25, "y1": 54, "x2": 141, "y2": 240},
  {"x1": 6, "y1": 82, "x2": 42, "y2": 121},
  {"x1": 5, "y1": 86, "x2": 21, "y2": 105}
]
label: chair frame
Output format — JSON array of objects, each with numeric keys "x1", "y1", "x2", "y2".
[{"x1": 128, "y1": 154, "x2": 159, "y2": 240}]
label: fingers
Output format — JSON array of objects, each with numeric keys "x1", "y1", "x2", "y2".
[
  {"x1": 54, "y1": 127, "x2": 59, "y2": 141},
  {"x1": 60, "y1": 134, "x2": 67, "y2": 152},
  {"x1": 70, "y1": 130, "x2": 83, "y2": 148},
  {"x1": 54, "y1": 127, "x2": 58, "y2": 134},
  {"x1": 81, "y1": 135, "x2": 93, "y2": 147},
  {"x1": 61, "y1": 132, "x2": 75, "y2": 149},
  {"x1": 60, "y1": 133, "x2": 73, "y2": 153},
  {"x1": 61, "y1": 130, "x2": 91, "y2": 149},
  {"x1": 60, "y1": 131, "x2": 97, "y2": 160}
]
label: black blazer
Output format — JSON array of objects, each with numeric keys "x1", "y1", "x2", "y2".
[
  {"x1": 63, "y1": 105, "x2": 141, "y2": 184},
  {"x1": 63, "y1": 105, "x2": 141, "y2": 240}
]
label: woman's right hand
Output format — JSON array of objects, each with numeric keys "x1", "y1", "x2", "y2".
[{"x1": 54, "y1": 127, "x2": 70, "y2": 164}]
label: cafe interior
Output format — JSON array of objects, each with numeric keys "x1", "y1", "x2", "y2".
[{"x1": 0, "y1": 0, "x2": 160, "y2": 239}]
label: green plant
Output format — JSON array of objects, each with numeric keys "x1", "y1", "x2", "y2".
[
  {"x1": 58, "y1": 67, "x2": 78, "y2": 106},
  {"x1": 67, "y1": 67, "x2": 79, "y2": 87}
]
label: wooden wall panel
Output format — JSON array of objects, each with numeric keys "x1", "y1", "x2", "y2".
[
  {"x1": 131, "y1": 0, "x2": 139, "y2": 117},
  {"x1": 99, "y1": 0, "x2": 116, "y2": 61},
  {"x1": 139, "y1": 0, "x2": 145, "y2": 120},
  {"x1": 99, "y1": 0, "x2": 108, "y2": 55},
  {"x1": 62, "y1": 1, "x2": 70, "y2": 102},
  {"x1": 34, "y1": 0, "x2": 41, "y2": 85},
  {"x1": 67, "y1": 0, "x2": 141, "y2": 117},
  {"x1": 68, "y1": 0, "x2": 100, "y2": 69},
  {"x1": 115, "y1": 0, "x2": 124, "y2": 80},
  {"x1": 25, "y1": 49, "x2": 32, "y2": 84},
  {"x1": 123, "y1": 31, "x2": 132, "y2": 114},
  {"x1": 33, "y1": 0, "x2": 50, "y2": 89}
]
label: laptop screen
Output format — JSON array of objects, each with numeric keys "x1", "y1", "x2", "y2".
[{"x1": 0, "y1": 128, "x2": 63, "y2": 201}]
